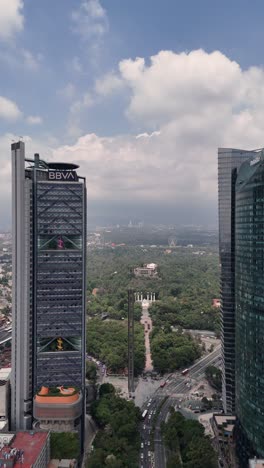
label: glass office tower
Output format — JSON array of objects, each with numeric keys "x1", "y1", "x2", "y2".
[
  {"x1": 11, "y1": 142, "x2": 86, "y2": 444},
  {"x1": 235, "y1": 152, "x2": 264, "y2": 458},
  {"x1": 218, "y1": 148, "x2": 256, "y2": 414}
]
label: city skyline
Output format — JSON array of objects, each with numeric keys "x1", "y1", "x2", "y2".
[{"x1": 2, "y1": 2, "x2": 264, "y2": 227}]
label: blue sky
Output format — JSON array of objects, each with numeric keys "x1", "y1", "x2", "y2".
[
  {"x1": 1, "y1": 0, "x2": 264, "y2": 227},
  {"x1": 2, "y1": 0, "x2": 264, "y2": 139}
]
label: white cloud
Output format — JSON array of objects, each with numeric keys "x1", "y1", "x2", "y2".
[
  {"x1": 52, "y1": 50, "x2": 264, "y2": 217},
  {"x1": 57, "y1": 83, "x2": 76, "y2": 100},
  {"x1": 0, "y1": 47, "x2": 42, "y2": 71},
  {"x1": 71, "y1": 0, "x2": 108, "y2": 41},
  {"x1": 2, "y1": 49, "x2": 264, "y2": 226},
  {"x1": 68, "y1": 92, "x2": 94, "y2": 138},
  {"x1": 21, "y1": 49, "x2": 42, "y2": 70},
  {"x1": 0, "y1": 0, "x2": 24, "y2": 41},
  {"x1": 136, "y1": 131, "x2": 161, "y2": 139},
  {"x1": 95, "y1": 72, "x2": 124, "y2": 96},
  {"x1": 118, "y1": 50, "x2": 244, "y2": 125},
  {"x1": 71, "y1": 56, "x2": 83, "y2": 73},
  {"x1": 26, "y1": 115, "x2": 43, "y2": 125},
  {"x1": 0, "y1": 96, "x2": 22, "y2": 120}
]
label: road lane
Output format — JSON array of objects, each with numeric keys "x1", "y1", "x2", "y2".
[{"x1": 137, "y1": 347, "x2": 222, "y2": 467}]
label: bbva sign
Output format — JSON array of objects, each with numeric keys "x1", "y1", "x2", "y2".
[{"x1": 48, "y1": 170, "x2": 77, "y2": 181}]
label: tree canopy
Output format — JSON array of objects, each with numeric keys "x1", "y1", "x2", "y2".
[
  {"x1": 150, "y1": 328, "x2": 201, "y2": 373},
  {"x1": 86, "y1": 246, "x2": 220, "y2": 333},
  {"x1": 87, "y1": 318, "x2": 145, "y2": 375},
  {"x1": 205, "y1": 365, "x2": 222, "y2": 392},
  {"x1": 87, "y1": 386, "x2": 141, "y2": 468},
  {"x1": 50, "y1": 432, "x2": 79, "y2": 459},
  {"x1": 161, "y1": 408, "x2": 217, "y2": 468}
]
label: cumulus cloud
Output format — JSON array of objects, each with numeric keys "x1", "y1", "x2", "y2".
[
  {"x1": 0, "y1": 96, "x2": 22, "y2": 120},
  {"x1": 2, "y1": 49, "x2": 264, "y2": 226},
  {"x1": 136, "y1": 131, "x2": 161, "y2": 139},
  {"x1": 53, "y1": 50, "x2": 264, "y2": 222},
  {"x1": 68, "y1": 92, "x2": 94, "y2": 138},
  {"x1": 71, "y1": 0, "x2": 109, "y2": 66},
  {"x1": 71, "y1": 0, "x2": 108, "y2": 41},
  {"x1": 26, "y1": 115, "x2": 43, "y2": 125},
  {"x1": 0, "y1": 0, "x2": 24, "y2": 41},
  {"x1": 95, "y1": 72, "x2": 124, "y2": 96},
  {"x1": 0, "y1": 47, "x2": 43, "y2": 71}
]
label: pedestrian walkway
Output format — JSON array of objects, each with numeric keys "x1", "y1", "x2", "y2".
[{"x1": 140, "y1": 300, "x2": 153, "y2": 372}]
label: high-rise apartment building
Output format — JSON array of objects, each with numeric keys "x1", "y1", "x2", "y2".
[
  {"x1": 235, "y1": 153, "x2": 264, "y2": 460},
  {"x1": 218, "y1": 148, "x2": 256, "y2": 414},
  {"x1": 11, "y1": 142, "x2": 86, "y2": 444}
]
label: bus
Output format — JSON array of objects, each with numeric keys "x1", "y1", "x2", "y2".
[
  {"x1": 142, "y1": 409, "x2": 148, "y2": 419},
  {"x1": 181, "y1": 368, "x2": 189, "y2": 376}
]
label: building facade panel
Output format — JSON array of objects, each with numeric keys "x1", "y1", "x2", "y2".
[
  {"x1": 218, "y1": 148, "x2": 256, "y2": 413},
  {"x1": 11, "y1": 143, "x2": 86, "y2": 450},
  {"x1": 235, "y1": 156, "x2": 264, "y2": 457}
]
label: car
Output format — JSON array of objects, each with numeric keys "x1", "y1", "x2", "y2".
[
  {"x1": 148, "y1": 441, "x2": 150, "y2": 446},
  {"x1": 148, "y1": 451, "x2": 151, "y2": 457},
  {"x1": 140, "y1": 453, "x2": 144, "y2": 459},
  {"x1": 141, "y1": 442, "x2": 144, "y2": 449},
  {"x1": 143, "y1": 425, "x2": 146, "y2": 430}
]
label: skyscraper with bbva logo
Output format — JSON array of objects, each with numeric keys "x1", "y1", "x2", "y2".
[{"x1": 11, "y1": 141, "x2": 86, "y2": 449}]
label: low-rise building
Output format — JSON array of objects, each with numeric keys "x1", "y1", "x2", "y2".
[
  {"x1": 212, "y1": 414, "x2": 237, "y2": 467},
  {"x1": 48, "y1": 459, "x2": 77, "y2": 468},
  {"x1": 0, "y1": 367, "x2": 11, "y2": 431},
  {"x1": 249, "y1": 459, "x2": 264, "y2": 468},
  {"x1": 0, "y1": 431, "x2": 50, "y2": 467},
  {"x1": 134, "y1": 263, "x2": 158, "y2": 278}
]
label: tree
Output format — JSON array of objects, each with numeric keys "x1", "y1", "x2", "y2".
[
  {"x1": 87, "y1": 319, "x2": 145, "y2": 375},
  {"x1": 50, "y1": 432, "x2": 79, "y2": 459},
  {"x1": 99, "y1": 383, "x2": 115, "y2": 397},
  {"x1": 167, "y1": 454, "x2": 182, "y2": 468},
  {"x1": 161, "y1": 410, "x2": 217, "y2": 468},
  {"x1": 86, "y1": 361, "x2": 97, "y2": 382},
  {"x1": 88, "y1": 389, "x2": 141, "y2": 467},
  {"x1": 184, "y1": 437, "x2": 217, "y2": 468},
  {"x1": 205, "y1": 365, "x2": 222, "y2": 391},
  {"x1": 150, "y1": 329, "x2": 201, "y2": 373}
]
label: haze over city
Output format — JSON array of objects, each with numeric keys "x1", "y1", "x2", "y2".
[{"x1": 1, "y1": 1, "x2": 264, "y2": 227}]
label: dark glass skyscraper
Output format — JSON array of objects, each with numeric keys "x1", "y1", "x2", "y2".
[
  {"x1": 218, "y1": 148, "x2": 256, "y2": 414},
  {"x1": 235, "y1": 152, "x2": 264, "y2": 458},
  {"x1": 11, "y1": 142, "x2": 86, "y2": 443}
]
